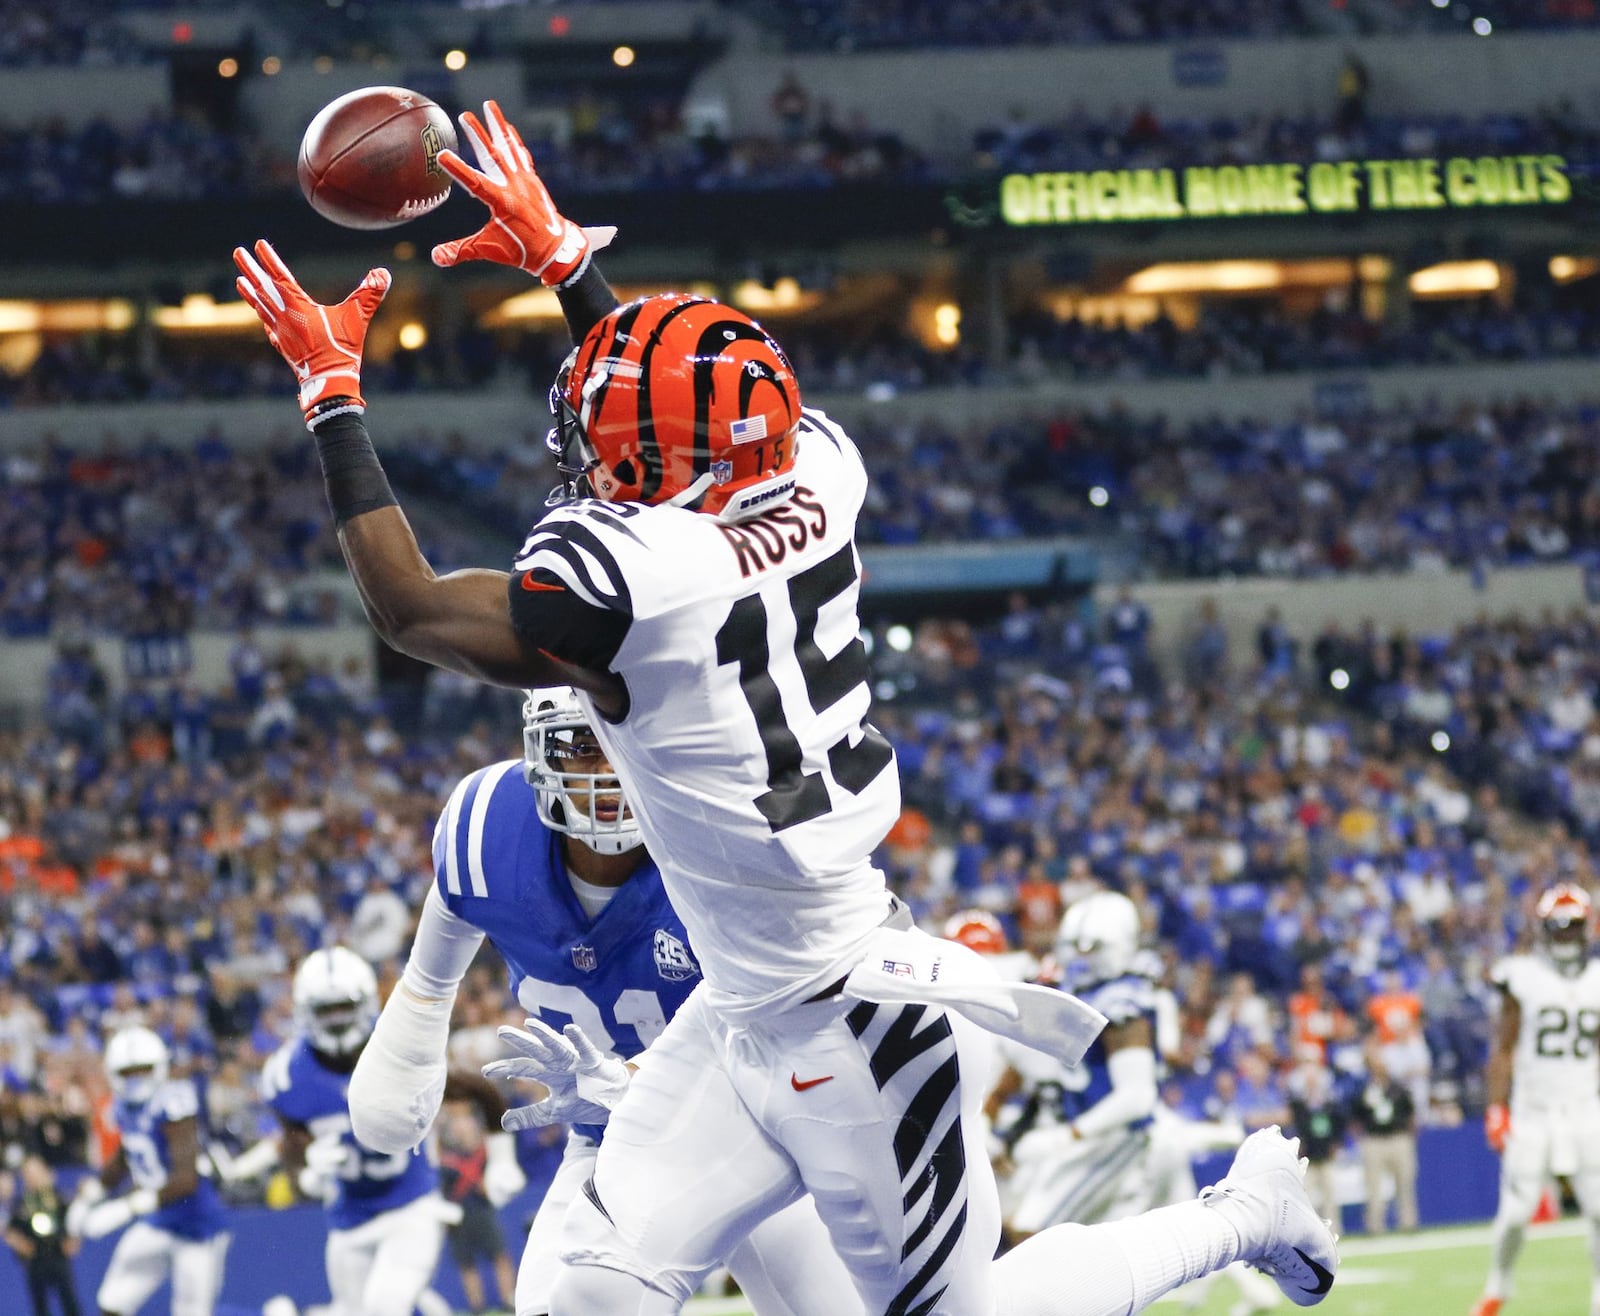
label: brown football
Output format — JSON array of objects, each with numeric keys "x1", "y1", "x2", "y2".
[{"x1": 297, "y1": 86, "x2": 458, "y2": 230}]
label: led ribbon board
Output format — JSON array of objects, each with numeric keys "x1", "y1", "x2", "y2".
[{"x1": 1000, "y1": 155, "x2": 1573, "y2": 225}]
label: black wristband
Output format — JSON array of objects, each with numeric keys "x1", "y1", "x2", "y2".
[
  {"x1": 556, "y1": 263, "x2": 622, "y2": 342},
  {"x1": 313, "y1": 411, "x2": 399, "y2": 528}
]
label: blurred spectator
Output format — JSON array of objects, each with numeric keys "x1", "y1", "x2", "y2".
[
  {"x1": 1288, "y1": 1061, "x2": 1348, "y2": 1228},
  {"x1": 437, "y1": 1099, "x2": 517, "y2": 1316},
  {"x1": 3, "y1": 1153, "x2": 82, "y2": 1316},
  {"x1": 1353, "y1": 1050, "x2": 1419, "y2": 1234}
]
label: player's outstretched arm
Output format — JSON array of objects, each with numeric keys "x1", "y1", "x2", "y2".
[
  {"x1": 1485, "y1": 989, "x2": 1519, "y2": 1152},
  {"x1": 1066, "y1": 1017, "x2": 1159, "y2": 1140},
  {"x1": 232, "y1": 240, "x2": 572, "y2": 690},
  {"x1": 431, "y1": 100, "x2": 620, "y2": 342},
  {"x1": 350, "y1": 887, "x2": 486, "y2": 1153}
]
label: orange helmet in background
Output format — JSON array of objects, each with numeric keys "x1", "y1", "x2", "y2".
[
  {"x1": 1536, "y1": 882, "x2": 1592, "y2": 971},
  {"x1": 546, "y1": 293, "x2": 802, "y2": 523},
  {"x1": 943, "y1": 909, "x2": 1009, "y2": 957}
]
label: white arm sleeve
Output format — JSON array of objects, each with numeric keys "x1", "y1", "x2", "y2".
[
  {"x1": 1069, "y1": 1046, "x2": 1159, "y2": 1140},
  {"x1": 404, "y1": 884, "x2": 487, "y2": 997},
  {"x1": 347, "y1": 887, "x2": 485, "y2": 1154}
]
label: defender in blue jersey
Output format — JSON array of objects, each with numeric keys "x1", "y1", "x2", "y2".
[
  {"x1": 986, "y1": 892, "x2": 1163, "y2": 1238},
  {"x1": 66, "y1": 1027, "x2": 229, "y2": 1316},
  {"x1": 261, "y1": 947, "x2": 521, "y2": 1316},
  {"x1": 367, "y1": 687, "x2": 861, "y2": 1316}
]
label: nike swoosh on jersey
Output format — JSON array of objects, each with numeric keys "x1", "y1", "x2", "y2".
[
  {"x1": 1293, "y1": 1246, "x2": 1335, "y2": 1295},
  {"x1": 521, "y1": 575, "x2": 565, "y2": 592},
  {"x1": 790, "y1": 1073, "x2": 834, "y2": 1091}
]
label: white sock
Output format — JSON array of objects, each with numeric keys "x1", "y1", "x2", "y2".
[
  {"x1": 416, "y1": 1290, "x2": 453, "y2": 1316},
  {"x1": 1486, "y1": 1218, "x2": 1526, "y2": 1298},
  {"x1": 995, "y1": 1201, "x2": 1242, "y2": 1316}
]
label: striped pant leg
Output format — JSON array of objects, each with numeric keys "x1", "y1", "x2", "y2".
[{"x1": 752, "y1": 998, "x2": 1002, "y2": 1316}]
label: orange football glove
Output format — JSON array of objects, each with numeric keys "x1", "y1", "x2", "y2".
[
  {"x1": 1485, "y1": 1103, "x2": 1510, "y2": 1153},
  {"x1": 431, "y1": 100, "x2": 615, "y2": 287},
  {"x1": 233, "y1": 239, "x2": 391, "y2": 430}
]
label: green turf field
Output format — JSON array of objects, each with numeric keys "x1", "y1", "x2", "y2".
[{"x1": 679, "y1": 1220, "x2": 1593, "y2": 1316}]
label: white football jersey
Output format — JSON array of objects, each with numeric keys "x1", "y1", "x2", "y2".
[
  {"x1": 1492, "y1": 953, "x2": 1600, "y2": 1111},
  {"x1": 511, "y1": 410, "x2": 901, "y2": 1019}
]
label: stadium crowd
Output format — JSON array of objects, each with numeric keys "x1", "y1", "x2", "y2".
[
  {"x1": 4, "y1": 572, "x2": 1589, "y2": 1204},
  {"x1": 4, "y1": 393, "x2": 1593, "y2": 637},
  {"x1": 10, "y1": 91, "x2": 1600, "y2": 203}
]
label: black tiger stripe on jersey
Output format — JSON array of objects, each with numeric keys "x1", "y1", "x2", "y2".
[
  {"x1": 901, "y1": 1118, "x2": 964, "y2": 1257},
  {"x1": 520, "y1": 521, "x2": 633, "y2": 616},
  {"x1": 799, "y1": 412, "x2": 845, "y2": 451},
  {"x1": 893, "y1": 1052, "x2": 958, "y2": 1173}
]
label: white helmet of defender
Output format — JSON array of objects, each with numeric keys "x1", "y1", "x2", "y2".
[
  {"x1": 1057, "y1": 890, "x2": 1142, "y2": 984},
  {"x1": 105, "y1": 1025, "x2": 170, "y2": 1105},
  {"x1": 293, "y1": 947, "x2": 379, "y2": 1057},
  {"x1": 522, "y1": 687, "x2": 643, "y2": 856}
]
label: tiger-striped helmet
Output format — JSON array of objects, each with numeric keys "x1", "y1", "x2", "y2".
[{"x1": 546, "y1": 293, "x2": 803, "y2": 523}]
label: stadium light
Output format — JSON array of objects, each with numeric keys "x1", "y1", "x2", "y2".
[
  {"x1": 397, "y1": 322, "x2": 428, "y2": 351},
  {"x1": 217, "y1": 58, "x2": 239, "y2": 78},
  {"x1": 1088, "y1": 486, "x2": 1110, "y2": 507},
  {"x1": 444, "y1": 49, "x2": 468, "y2": 71},
  {"x1": 1472, "y1": 16, "x2": 1492, "y2": 34},
  {"x1": 1408, "y1": 260, "x2": 1500, "y2": 297},
  {"x1": 1329, "y1": 668, "x2": 1351, "y2": 691},
  {"x1": 886, "y1": 625, "x2": 914, "y2": 653},
  {"x1": 613, "y1": 45, "x2": 635, "y2": 68},
  {"x1": 1431, "y1": 730, "x2": 1451, "y2": 752},
  {"x1": 933, "y1": 303, "x2": 961, "y2": 346},
  {"x1": 1550, "y1": 256, "x2": 1599, "y2": 284}
]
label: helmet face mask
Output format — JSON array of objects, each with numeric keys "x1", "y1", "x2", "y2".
[
  {"x1": 523, "y1": 687, "x2": 643, "y2": 856},
  {"x1": 105, "y1": 1026, "x2": 169, "y2": 1105},
  {"x1": 549, "y1": 293, "x2": 802, "y2": 523},
  {"x1": 544, "y1": 351, "x2": 602, "y2": 508},
  {"x1": 293, "y1": 948, "x2": 379, "y2": 1058}
]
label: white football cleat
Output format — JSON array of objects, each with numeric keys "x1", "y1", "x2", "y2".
[{"x1": 1200, "y1": 1126, "x2": 1339, "y2": 1307}]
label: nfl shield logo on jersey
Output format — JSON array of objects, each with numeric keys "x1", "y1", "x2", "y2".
[
  {"x1": 571, "y1": 943, "x2": 597, "y2": 972},
  {"x1": 653, "y1": 929, "x2": 699, "y2": 982}
]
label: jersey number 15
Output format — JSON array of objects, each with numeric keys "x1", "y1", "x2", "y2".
[{"x1": 716, "y1": 544, "x2": 892, "y2": 832}]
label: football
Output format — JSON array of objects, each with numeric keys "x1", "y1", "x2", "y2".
[{"x1": 297, "y1": 86, "x2": 458, "y2": 230}]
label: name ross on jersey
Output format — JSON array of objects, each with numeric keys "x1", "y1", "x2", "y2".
[{"x1": 719, "y1": 485, "x2": 829, "y2": 578}]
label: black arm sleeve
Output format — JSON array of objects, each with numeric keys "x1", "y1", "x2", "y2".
[
  {"x1": 312, "y1": 413, "x2": 399, "y2": 527},
  {"x1": 507, "y1": 567, "x2": 631, "y2": 671},
  {"x1": 557, "y1": 264, "x2": 622, "y2": 343}
]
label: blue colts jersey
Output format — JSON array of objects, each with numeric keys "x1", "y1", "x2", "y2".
[
  {"x1": 262, "y1": 1037, "x2": 437, "y2": 1230},
  {"x1": 1055, "y1": 972, "x2": 1160, "y2": 1129},
  {"x1": 433, "y1": 760, "x2": 703, "y2": 1140},
  {"x1": 110, "y1": 1080, "x2": 227, "y2": 1241}
]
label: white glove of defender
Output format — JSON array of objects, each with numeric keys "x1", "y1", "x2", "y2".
[
  {"x1": 483, "y1": 1131, "x2": 527, "y2": 1206},
  {"x1": 298, "y1": 1136, "x2": 352, "y2": 1204},
  {"x1": 482, "y1": 1018, "x2": 631, "y2": 1130},
  {"x1": 70, "y1": 1187, "x2": 158, "y2": 1240}
]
